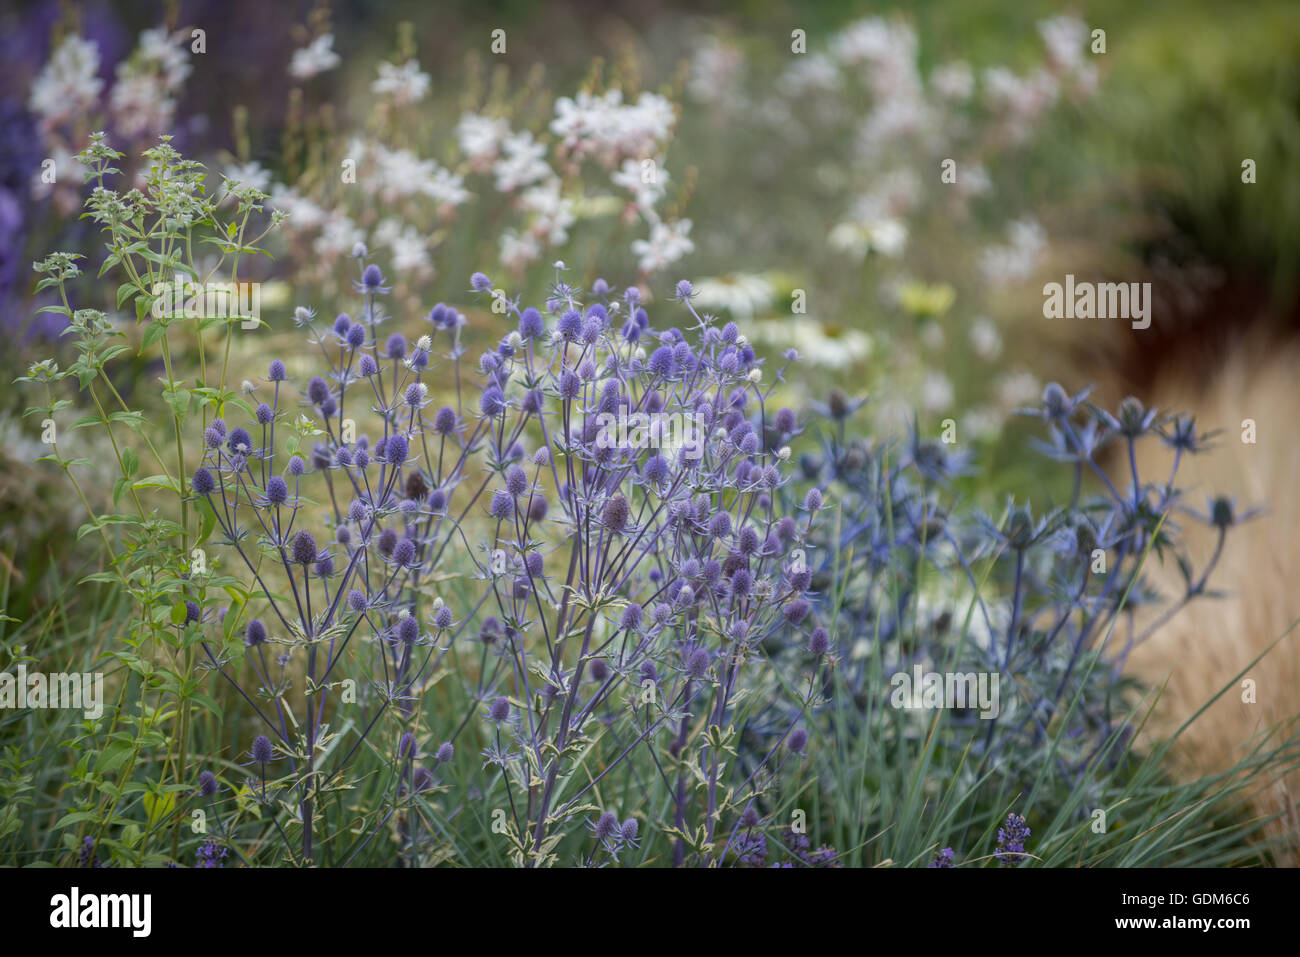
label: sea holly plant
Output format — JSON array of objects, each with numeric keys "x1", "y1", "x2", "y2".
[
  {"x1": 786, "y1": 380, "x2": 1259, "y2": 864},
  {"x1": 183, "y1": 260, "x2": 830, "y2": 866},
  {"x1": 17, "y1": 135, "x2": 283, "y2": 864}
]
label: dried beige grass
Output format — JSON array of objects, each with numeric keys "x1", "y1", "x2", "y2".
[{"x1": 1127, "y1": 336, "x2": 1300, "y2": 864}]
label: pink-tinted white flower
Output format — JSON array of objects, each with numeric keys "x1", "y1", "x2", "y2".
[
  {"x1": 372, "y1": 59, "x2": 431, "y2": 104},
  {"x1": 631, "y1": 219, "x2": 694, "y2": 273},
  {"x1": 492, "y1": 130, "x2": 551, "y2": 192},
  {"x1": 28, "y1": 34, "x2": 103, "y2": 129},
  {"x1": 289, "y1": 33, "x2": 341, "y2": 80}
]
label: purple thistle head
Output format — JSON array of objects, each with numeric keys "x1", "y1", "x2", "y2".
[
  {"x1": 314, "y1": 555, "x2": 335, "y2": 578},
  {"x1": 398, "y1": 731, "x2": 417, "y2": 760},
  {"x1": 519, "y1": 307, "x2": 544, "y2": 339},
  {"x1": 773, "y1": 407, "x2": 797, "y2": 434},
  {"x1": 782, "y1": 599, "x2": 811, "y2": 625},
  {"x1": 359, "y1": 354, "x2": 379, "y2": 377},
  {"x1": 348, "y1": 589, "x2": 366, "y2": 612},
  {"x1": 392, "y1": 538, "x2": 417, "y2": 567},
  {"x1": 809, "y1": 626, "x2": 830, "y2": 656},
  {"x1": 386, "y1": 333, "x2": 407, "y2": 359},
  {"x1": 647, "y1": 346, "x2": 675, "y2": 378},
  {"x1": 184, "y1": 600, "x2": 201, "y2": 624},
  {"x1": 361, "y1": 264, "x2": 386, "y2": 291},
  {"x1": 266, "y1": 475, "x2": 288, "y2": 505},
  {"x1": 434, "y1": 604, "x2": 453, "y2": 630},
  {"x1": 307, "y1": 376, "x2": 330, "y2": 406},
  {"x1": 489, "y1": 490, "x2": 514, "y2": 520},
  {"x1": 505, "y1": 465, "x2": 528, "y2": 497},
  {"x1": 346, "y1": 323, "x2": 366, "y2": 349},
  {"x1": 788, "y1": 728, "x2": 808, "y2": 752},
  {"x1": 291, "y1": 530, "x2": 318, "y2": 565},
  {"x1": 192, "y1": 467, "x2": 215, "y2": 495},
  {"x1": 557, "y1": 309, "x2": 582, "y2": 340},
  {"x1": 621, "y1": 604, "x2": 643, "y2": 631},
  {"x1": 333, "y1": 313, "x2": 351, "y2": 336},
  {"x1": 686, "y1": 647, "x2": 711, "y2": 679},
  {"x1": 674, "y1": 278, "x2": 695, "y2": 300},
  {"x1": 593, "y1": 811, "x2": 619, "y2": 840},
  {"x1": 805, "y1": 488, "x2": 823, "y2": 512},
  {"x1": 251, "y1": 734, "x2": 274, "y2": 764},
  {"x1": 620, "y1": 818, "x2": 639, "y2": 842},
  {"x1": 203, "y1": 425, "x2": 223, "y2": 449},
  {"x1": 386, "y1": 433, "x2": 409, "y2": 464},
  {"x1": 489, "y1": 696, "x2": 511, "y2": 722},
  {"x1": 470, "y1": 271, "x2": 492, "y2": 292},
  {"x1": 245, "y1": 618, "x2": 267, "y2": 646},
  {"x1": 602, "y1": 494, "x2": 630, "y2": 533},
  {"x1": 197, "y1": 769, "x2": 218, "y2": 797},
  {"x1": 643, "y1": 455, "x2": 670, "y2": 485},
  {"x1": 481, "y1": 386, "x2": 506, "y2": 417},
  {"x1": 268, "y1": 359, "x2": 287, "y2": 381},
  {"x1": 227, "y1": 427, "x2": 253, "y2": 454},
  {"x1": 433, "y1": 406, "x2": 458, "y2": 435},
  {"x1": 436, "y1": 742, "x2": 454, "y2": 763}
]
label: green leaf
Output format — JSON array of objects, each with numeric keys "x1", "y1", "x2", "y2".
[{"x1": 134, "y1": 474, "x2": 182, "y2": 494}]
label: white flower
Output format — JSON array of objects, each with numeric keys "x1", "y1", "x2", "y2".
[
  {"x1": 500, "y1": 229, "x2": 542, "y2": 271},
  {"x1": 749, "y1": 319, "x2": 871, "y2": 370},
  {"x1": 109, "y1": 29, "x2": 191, "y2": 139},
  {"x1": 423, "y1": 166, "x2": 472, "y2": 207},
  {"x1": 961, "y1": 406, "x2": 1005, "y2": 441},
  {"x1": 688, "y1": 37, "x2": 745, "y2": 105},
  {"x1": 28, "y1": 35, "x2": 102, "y2": 128},
  {"x1": 919, "y1": 371, "x2": 955, "y2": 413},
  {"x1": 630, "y1": 219, "x2": 694, "y2": 273},
  {"x1": 372, "y1": 59, "x2": 431, "y2": 104},
  {"x1": 969, "y1": 317, "x2": 1003, "y2": 360},
  {"x1": 270, "y1": 184, "x2": 328, "y2": 231},
  {"x1": 1038, "y1": 16, "x2": 1089, "y2": 74},
  {"x1": 520, "y1": 180, "x2": 575, "y2": 245},
  {"x1": 931, "y1": 61, "x2": 974, "y2": 100},
  {"x1": 455, "y1": 112, "x2": 509, "y2": 164},
  {"x1": 223, "y1": 161, "x2": 272, "y2": 194},
  {"x1": 690, "y1": 274, "x2": 774, "y2": 320},
  {"x1": 492, "y1": 131, "x2": 551, "y2": 192},
  {"x1": 995, "y1": 369, "x2": 1041, "y2": 410},
  {"x1": 315, "y1": 215, "x2": 365, "y2": 260},
  {"x1": 778, "y1": 53, "x2": 840, "y2": 97},
  {"x1": 978, "y1": 218, "x2": 1047, "y2": 284},
  {"x1": 611, "y1": 157, "x2": 668, "y2": 212},
  {"x1": 289, "y1": 34, "x2": 341, "y2": 80},
  {"x1": 373, "y1": 218, "x2": 431, "y2": 276},
  {"x1": 550, "y1": 89, "x2": 675, "y2": 165}
]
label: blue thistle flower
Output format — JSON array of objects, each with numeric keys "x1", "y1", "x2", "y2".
[
  {"x1": 245, "y1": 619, "x2": 267, "y2": 646},
  {"x1": 192, "y1": 467, "x2": 215, "y2": 495}
]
